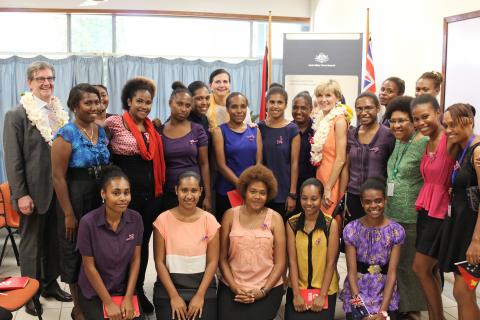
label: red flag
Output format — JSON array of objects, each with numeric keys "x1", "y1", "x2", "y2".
[
  {"x1": 456, "y1": 261, "x2": 480, "y2": 290},
  {"x1": 259, "y1": 44, "x2": 268, "y2": 121}
]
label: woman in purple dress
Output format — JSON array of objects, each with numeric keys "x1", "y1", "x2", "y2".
[
  {"x1": 159, "y1": 81, "x2": 211, "y2": 212},
  {"x1": 340, "y1": 178, "x2": 405, "y2": 320}
]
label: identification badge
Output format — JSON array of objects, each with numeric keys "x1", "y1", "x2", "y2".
[
  {"x1": 448, "y1": 204, "x2": 452, "y2": 217},
  {"x1": 387, "y1": 182, "x2": 395, "y2": 196}
]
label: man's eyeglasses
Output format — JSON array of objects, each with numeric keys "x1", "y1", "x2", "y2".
[{"x1": 33, "y1": 77, "x2": 56, "y2": 83}]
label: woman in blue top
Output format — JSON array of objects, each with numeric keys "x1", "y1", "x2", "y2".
[
  {"x1": 52, "y1": 83, "x2": 110, "y2": 319},
  {"x1": 259, "y1": 84, "x2": 300, "y2": 218},
  {"x1": 212, "y1": 92, "x2": 262, "y2": 220}
]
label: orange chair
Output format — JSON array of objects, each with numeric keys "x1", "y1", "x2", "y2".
[
  {"x1": 0, "y1": 278, "x2": 42, "y2": 320},
  {"x1": 0, "y1": 183, "x2": 20, "y2": 267}
]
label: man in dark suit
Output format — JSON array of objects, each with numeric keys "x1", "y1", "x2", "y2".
[{"x1": 3, "y1": 61, "x2": 72, "y2": 316}]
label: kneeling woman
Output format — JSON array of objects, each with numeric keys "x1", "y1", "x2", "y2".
[
  {"x1": 153, "y1": 171, "x2": 220, "y2": 320},
  {"x1": 285, "y1": 178, "x2": 339, "y2": 320},
  {"x1": 219, "y1": 164, "x2": 286, "y2": 320},
  {"x1": 77, "y1": 166, "x2": 143, "y2": 320}
]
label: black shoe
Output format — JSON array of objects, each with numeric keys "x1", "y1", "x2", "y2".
[
  {"x1": 138, "y1": 292, "x2": 154, "y2": 314},
  {"x1": 25, "y1": 299, "x2": 43, "y2": 317},
  {"x1": 41, "y1": 282, "x2": 73, "y2": 302}
]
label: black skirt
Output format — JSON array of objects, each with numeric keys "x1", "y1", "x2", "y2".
[
  {"x1": 415, "y1": 209, "x2": 444, "y2": 258},
  {"x1": 217, "y1": 282, "x2": 284, "y2": 320},
  {"x1": 438, "y1": 143, "x2": 480, "y2": 273},
  {"x1": 57, "y1": 168, "x2": 102, "y2": 283},
  {"x1": 284, "y1": 288, "x2": 336, "y2": 320}
]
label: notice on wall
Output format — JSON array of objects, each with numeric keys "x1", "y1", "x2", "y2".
[{"x1": 283, "y1": 33, "x2": 363, "y2": 122}]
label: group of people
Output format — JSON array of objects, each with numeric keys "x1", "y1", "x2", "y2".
[{"x1": 2, "y1": 60, "x2": 480, "y2": 320}]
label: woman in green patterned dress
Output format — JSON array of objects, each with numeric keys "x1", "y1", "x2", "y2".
[{"x1": 384, "y1": 96, "x2": 428, "y2": 319}]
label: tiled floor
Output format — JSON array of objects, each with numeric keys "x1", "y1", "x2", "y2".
[{"x1": 0, "y1": 231, "x2": 475, "y2": 319}]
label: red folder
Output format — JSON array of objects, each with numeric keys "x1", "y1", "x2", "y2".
[
  {"x1": 227, "y1": 190, "x2": 243, "y2": 207},
  {"x1": 299, "y1": 289, "x2": 328, "y2": 309},
  {"x1": 0, "y1": 277, "x2": 29, "y2": 290},
  {"x1": 103, "y1": 295, "x2": 140, "y2": 318}
]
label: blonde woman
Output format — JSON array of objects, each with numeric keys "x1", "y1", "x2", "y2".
[{"x1": 310, "y1": 80, "x2": 349, "y2": 217}]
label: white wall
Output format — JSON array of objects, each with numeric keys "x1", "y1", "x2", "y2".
[
  {"x1": 0, "y1": 0, "x2": 311, "y2": 18},
  {"x1": 311, "y1": 0, "x2": 480, "y2": 97}
]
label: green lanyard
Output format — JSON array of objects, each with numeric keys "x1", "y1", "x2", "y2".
[{"x1": 392, "y1": 131, "x2": 418, "y2": 180}]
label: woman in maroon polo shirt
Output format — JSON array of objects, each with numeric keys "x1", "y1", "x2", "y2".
[{"x1": 77, "y1": 166, "x2": 144, "y2": 320}]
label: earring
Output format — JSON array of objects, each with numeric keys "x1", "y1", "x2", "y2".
[{"x1": 102, "y1": 198, "x2": 105, "y2": 203}]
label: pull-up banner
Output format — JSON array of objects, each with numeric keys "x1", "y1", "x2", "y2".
[{"x1": 283, "y1": 33, "x2": 363, "y2": 121}]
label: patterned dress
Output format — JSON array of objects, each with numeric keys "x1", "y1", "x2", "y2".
[{"x1": 340, "y1": 219, "x2": 405, "y2": 314}]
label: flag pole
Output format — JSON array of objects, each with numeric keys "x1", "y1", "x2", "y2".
[
  {"x1": 366, "y1": 8, "x2": 370, "y2": 52},
  {"x1": 268, "y1": 11, "x2": 272, "y2": 86}
]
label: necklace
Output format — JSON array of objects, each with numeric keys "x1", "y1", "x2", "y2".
[{"x1": 79, "y1": 125, "x2": 95, "y2": 142}]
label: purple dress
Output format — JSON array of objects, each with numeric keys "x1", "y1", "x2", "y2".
[{"x1": 340, "y1": 219, "x2": 405, "y2": 314}]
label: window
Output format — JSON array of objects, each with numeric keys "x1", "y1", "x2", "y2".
[
  {"x1": 0, "y1": 13, "x2": 67, "y2": 53},
  {"x1": 252, "y1": 22, "x2": 310, "y2": 58},
  {"x1": 115, "y1": 16, "x2": 251, "y2": 58},
  {"x1": 71, "y1": 14, "x2": 113, "y2": 53},
  {"x1": 0, "y1": 12, "x2": 308, "y2": 58}
]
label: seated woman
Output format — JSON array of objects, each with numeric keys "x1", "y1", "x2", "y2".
[
  {"x1": 340, "y1": 178, "x2": 405, "y2": 320},
  {"x1": 212, "y1": 92, "x2": 262, "y2": 220},
  {"x1": 285, "y1": 178, "x2": 339, "y2": 320},
  {"x1": 153, "y1": 171, "x2": 220, "y2": 320},
  {"x1": 77, "y1": 166, "x2": 143, "y2": 320},
  {"x1": 219, "y1": 164, "x2": 286, "y2": 320}
]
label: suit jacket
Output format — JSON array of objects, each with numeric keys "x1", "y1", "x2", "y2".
[{"x1": 3, "y1": 104, "x2": 54, "y2": 214}]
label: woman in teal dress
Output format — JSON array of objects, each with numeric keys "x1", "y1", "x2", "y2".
[{"x1": 384, "y1": 96, "x2": 428, "y2": 318}]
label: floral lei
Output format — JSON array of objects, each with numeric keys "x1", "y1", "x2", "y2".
[
  {"x1": 310, "y1": 104, "x2": 349, "y2": 166},
  {"x1": 20, "y1": 92, "x2": 69, "y2": 146}
]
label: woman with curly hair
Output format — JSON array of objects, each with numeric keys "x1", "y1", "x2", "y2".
[
  {"x1": 104, "y1": 77, "x2": 166, "y2": 313},
  {"x1": 219, "y1": 164, "x2": 286, "y2": 320}
]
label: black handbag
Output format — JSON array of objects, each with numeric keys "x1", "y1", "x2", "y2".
[{"x1": 466, "y1": 186, "x2": 480, "y2": 212}]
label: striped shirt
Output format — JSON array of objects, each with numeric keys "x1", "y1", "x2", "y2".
[{"x1": 153, "y1": 210, "x2": 220, "y2": 299}]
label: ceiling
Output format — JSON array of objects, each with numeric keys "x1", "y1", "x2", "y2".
[{"x1": 0, "y1": 0, "x2": 311, "y2": 18}]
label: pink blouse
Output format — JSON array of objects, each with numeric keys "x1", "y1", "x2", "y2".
[
  {"x1": 105, "y1": 115, "x2": 150, "y2": 156},
  {"x1": 225, "y1": 207, "x2": 282, "y2": 290},
  {"x1": 415, "y1": 133, "x2": 455, "y2": 219}
]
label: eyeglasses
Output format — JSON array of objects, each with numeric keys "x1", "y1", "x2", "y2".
[
  {"x1": 389, "y1": 119, "x2": 410, "y2": 125},
  {"x1": 33, "y1": 77, "x2": 56, "y2": 83}
]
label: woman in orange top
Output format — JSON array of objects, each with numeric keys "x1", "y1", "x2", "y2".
[{"x1": 310, "y1": 80, "x2": 349, "y2": 217}]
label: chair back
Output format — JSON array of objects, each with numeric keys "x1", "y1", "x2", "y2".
[
  {"x1": 0, "y1": 183, "x2": 20, "y2": 228},
  {"x1": 0, "y1": 278, "x2": 39, "y2": 312}
]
